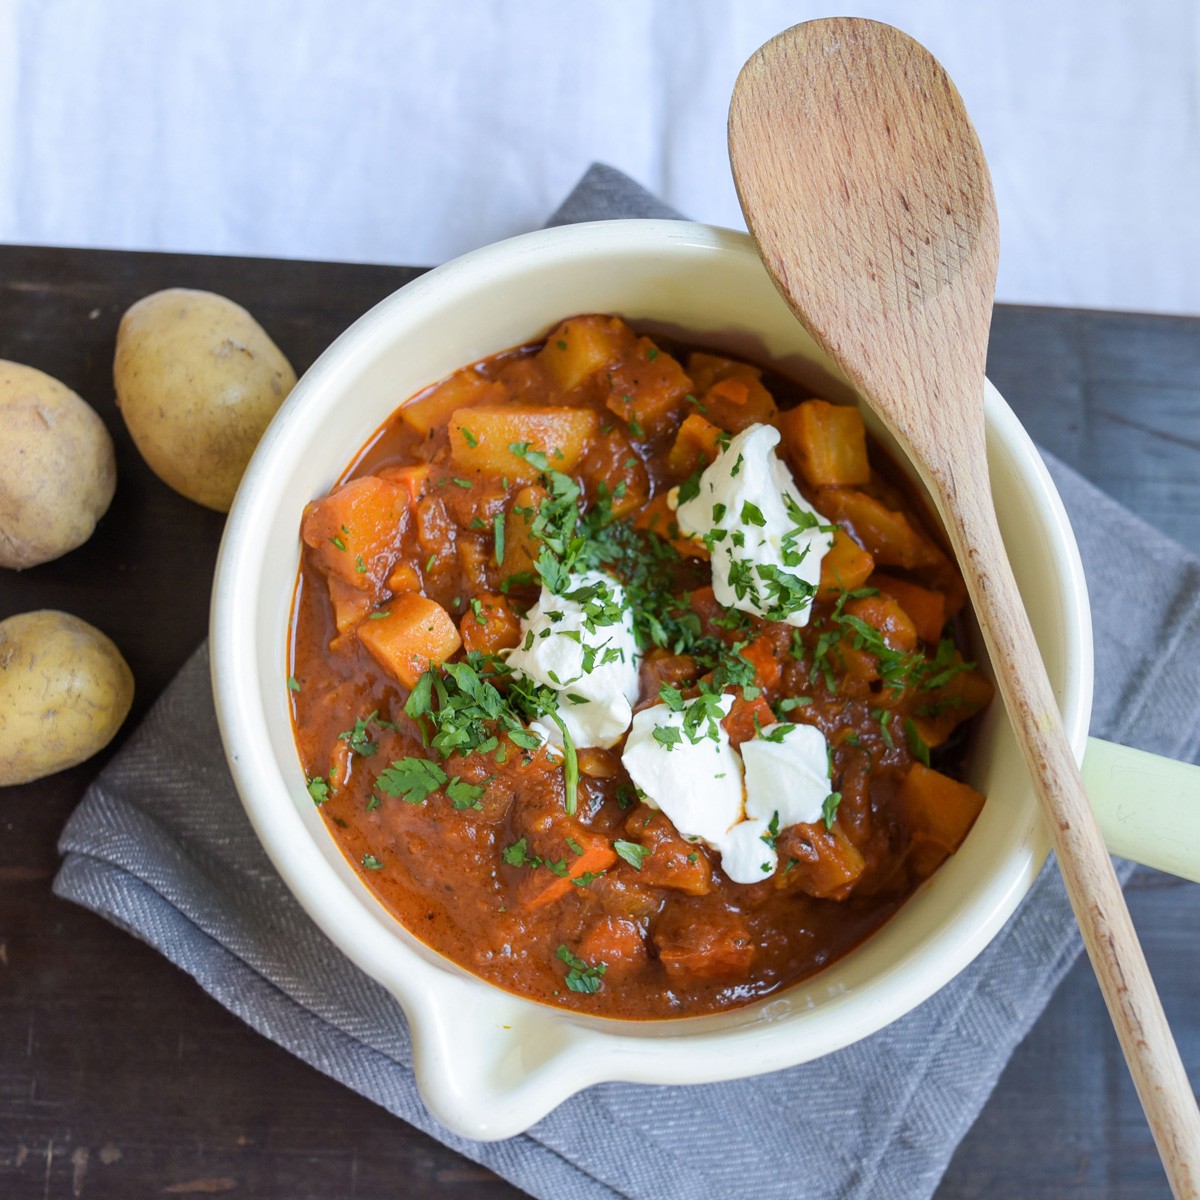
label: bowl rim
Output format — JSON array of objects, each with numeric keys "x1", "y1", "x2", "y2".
[{"x1": 211, "y1": 218, "x2": 1092, "y2": 1138}]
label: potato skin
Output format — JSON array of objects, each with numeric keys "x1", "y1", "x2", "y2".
[
  {"x1": 114, "y1": 288, "x2": 296, "y2": 512},
  {"x1": 0, "y1": 610, "x2": 134, "y2": 786},
  {"x1": 0, "y1": 361, "x2": 117, "y2": 569}
]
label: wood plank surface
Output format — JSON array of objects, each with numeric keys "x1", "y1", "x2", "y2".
[{"x1": 0, "y1": 244, "x2": 1196, "y2": 1198}]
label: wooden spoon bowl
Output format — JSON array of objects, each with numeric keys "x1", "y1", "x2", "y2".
[{"x1": 729, "y1": 17, "x2": 1199, "y2": 1194}]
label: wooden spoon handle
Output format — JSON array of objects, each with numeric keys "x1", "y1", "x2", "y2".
[{"x1": 943, "y1": 473, "x2": 1200, "y2": 1194}]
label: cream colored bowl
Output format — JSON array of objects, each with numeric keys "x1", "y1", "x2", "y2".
[{"x1": 211, "y1": 220, "x2": 1189, "y2": 1141}]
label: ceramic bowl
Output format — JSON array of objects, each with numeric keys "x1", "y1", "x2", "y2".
[{"x1": 211, "y1": 219, "x2": 1091, "y2": 1139}]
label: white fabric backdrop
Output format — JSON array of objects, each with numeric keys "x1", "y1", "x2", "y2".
[{"x1": 1, "y1": 0, "x2": 1197, "y2": 315}]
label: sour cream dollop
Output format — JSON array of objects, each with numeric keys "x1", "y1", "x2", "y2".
[
  {"x1": 505, "y1": 568, "x2": 640, "y2": 750},
  {"x1": 674, "y1": 423, "x2": 834, "y2": 628},
  {"x1": 621, "y1": 702, "x2": 832, "y2": 884}
]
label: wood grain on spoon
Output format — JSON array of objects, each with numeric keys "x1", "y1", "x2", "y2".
[{"x1": 729, "y1": 17, "x2": 1200, "y2": 1196}]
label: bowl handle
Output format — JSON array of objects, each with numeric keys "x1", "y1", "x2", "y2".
[{"x1": 1084, "y1": 737, "x2": 1200, "y2": 883}]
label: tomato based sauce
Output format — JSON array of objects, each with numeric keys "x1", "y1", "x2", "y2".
[{"x1": 289, "y1": 315, "x2": 992, "y2": 1018}]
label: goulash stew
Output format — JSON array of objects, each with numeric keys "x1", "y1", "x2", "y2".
[{"x1": 290, "y1": 315, "x2": 993, "y2": 1017}]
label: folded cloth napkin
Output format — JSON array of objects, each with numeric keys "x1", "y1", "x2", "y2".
[{"x1": 55, "y1": 165, "x2": 1200, "y2": 1200}]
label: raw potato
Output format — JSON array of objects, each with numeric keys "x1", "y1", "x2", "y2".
[
  {"x1": 114, "y1": 288, "x2": 296, "y2": 511},
  {"x1": 0, "y1": 610, "x2": 134, "y2": 786},
  {"x1": 0, "y1": 361, "x2": 116, "y2": 569}
]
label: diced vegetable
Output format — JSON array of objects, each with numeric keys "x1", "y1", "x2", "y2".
[
  {"x1": 815, "y1": 487, "x2": 943, "y2": 570},
  {"x1": 578, "y1": 423, "x2": 649, "y2": 517},
  {"x1": 778, "y1": 399, "x2": 870, "y2": 487},
  {"x1": 537, "y1": 315, "x2": 631, "y2": 393},
  {"x1": 870, "y1": 573, "x2": 946, "y2": 644},
  {"x1": 456, "y1": 536, "x2": 492, "y2": 592},
  {"x1": 721, "y1": 691, "x2": 777, "y2": 747},
  {"x1": 385, "y1": 562, "x2": 421, "y2": 594},
  {"x1": 838, "y1": 594, "x2": 919, "y2": 683},
  {"x1": 414, "y1": 495, "x2": 455, "y2": 560},
  {"x1": 604, "y1": 338, "x2": 692, "y2": 435},
  {"x1": 377, "y1": 463, "x2": 434, "y2": 503},
  {"x1": 622, "y1": 808, "x2": 713, "y2": 896},
  {"x1": 459, "y1": 592, "x2": 522, "y2": 656},
  {"x1": 817, "y1": 528, "x2": 876, "y2": 598},
  {"x1": 577, "y1": 747, "x2": 621, "y2": 778},
  {"x1": 518, "y1": 837, "x2": 618, "y2": 910},
  {"x1": 301, "y1": 476, "x2": 408, "y2": 589},
  {"x1": 686, "y1": 351, "x2": 761, "y2": 394},
  {"x1": 576, "y1": 916, "x2": 648, "y2": 978},
  {"x1": 701, "y1": 374, "x2": 777, "y2": 432},
  {"x1": 400, "y1": 370, "x2": 508, "y2": 436},
  {"x1": 666, "y1": 412, "x2": 727, "y2": 477},
  {"x1": 907, "y1": 667, "x2": 995, "y2": 747},
  {"x1": 500, "y1": 484, "x2": 546, "y2": 581},
  {"x1": 775, "y1": 822, "x2": 867, "y2": 899},
  {"x1": 326, "y1": 575, "x2": 375, "y2": 634},
  {"x1": 448, "y1": 404, "x2": 600, "y2": 482},
  {"x1": 357, "y1": 593, "x2": 462, "y2": 689},
  {"x1": 739, "y1": 634, "x2": 784, "y2": 690},
  {"x1": 898, "y1": 762, "x2": 985, "y2": 860},
  {"x1": 653, "y1": 906, "x2": 754, "y2": 980}
]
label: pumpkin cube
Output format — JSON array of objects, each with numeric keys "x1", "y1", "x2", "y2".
[{"x1": 357, "y1": 593, "x2": 461, "y2": 689}]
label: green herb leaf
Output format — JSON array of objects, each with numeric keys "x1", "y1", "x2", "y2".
[
  {"x1": 613, "y1": 839, "x2": 652, "y2": 870},
  {"x1": 556, "y1": 943, "x2": 607, "y2": 994},
  {"x1": 493, "y1": 511, "x2": 505, "y2": 566},
  {"x1": 361, "y1": 853, "x2": 384, "y2": 870},
  {"x1": 446, "y1": 776, "x2": 487, "y2": 810},
  {"x1": 821, "y1": 791, "x2": 842, "y2": 830},
  {"x1": 375, "y1": 757, "x2": 447, "y2": 804},
  {"x1": 903, "y1": 718, "x2": 931, "y2": 766}
]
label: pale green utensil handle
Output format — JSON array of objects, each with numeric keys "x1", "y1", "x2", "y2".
[{"x1": 1084, "y1": 737, "x2": 1200, "y2": 883}]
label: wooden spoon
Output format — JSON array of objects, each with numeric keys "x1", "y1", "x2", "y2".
[{"x1": 729, "y1": 17, "x2": 1200, "y2": 1194}]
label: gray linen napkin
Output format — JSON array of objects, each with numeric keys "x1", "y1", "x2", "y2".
[{"x1": 55, "y1": 165, "x2": 1200, "y2": 1200}]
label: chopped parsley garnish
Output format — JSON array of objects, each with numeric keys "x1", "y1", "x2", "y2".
[
  {"x1": 556, "y1": 944, "x2": 607, "y2": 994},
  {"x1": 306, "y1": 776, "x2": 330, "y2": 805},
  {"x1": 493, "y1": 511, "x2": 505, "y2": 566},
  {"x1": 757, "y1": 723, "x2": 795, "y2": 744},
  {"x1": 821, "y1": 791, "x2": 843, "y2": 830},
  {"x1": 762, "y1": 811, "x2": 781, "y2": 849},
  {"x1": 903, "y1": 718, "x2": 931, "y2": 766},
  {"x1": 338, "y1": 710, "x2": 395, "y2": 757},
  {"x1": 461, "y1": 427, "x2": 478, "y2": 447},
  {"x1": 613, "y1": 839, "x2": 652, "y2": 870},
  {"x1": 286, "y1": 675, "x2": 301, "y2": 692},
  {"x1": 375, "y1": 757, "x2": 447, "y2": 804},
  {"x1": 361, "y1": 853, "x2": 384, "y2": 870},
  {"x1": 502, "y1": 837, "x2": 533, "y2": 867},
  {"x1": 328, "y1": 535, "x2": 346, "y2": 551},
  {"x1": 446, "y1": 776, "x2": 487, "y2": 810}
]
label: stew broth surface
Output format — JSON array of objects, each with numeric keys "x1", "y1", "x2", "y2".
[{"x1": 289, "y1": 315, "x2": 991, "y2": 1018}]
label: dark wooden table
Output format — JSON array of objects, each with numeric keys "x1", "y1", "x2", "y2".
[{"x1": 2, "y1": 245, "x2": 1197, "y2": 1198}]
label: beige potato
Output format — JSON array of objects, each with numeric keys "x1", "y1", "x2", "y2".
[
  {"x1": 0, "y1": 610, "x2": 134, "y2": 786},
  {"x1": 114, "y1": 288, "x2": 296, "y2": 512},
  {"x1": 0, "y1": 361, "x2": 117, "y2": 569}
]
